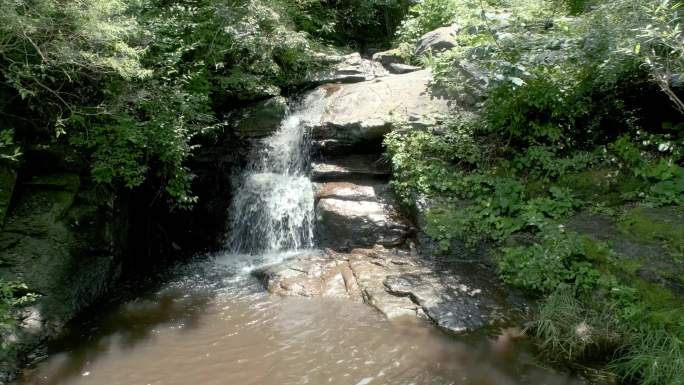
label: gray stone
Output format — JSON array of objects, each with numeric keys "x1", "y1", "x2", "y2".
[
  {"x1": 415, "y1": 25, "x2": 459, "y2": 57},
  {"x1": 314, "y1": 181, "x2": 386, "y2": 202},
  {"x1": 305, "y1": 53, "x2": 387, "y2": 86},
  {"x1": 371, "y1": 49, "x2": 405, "y2": 67},
  {"x1": 311, "y1": 155, "x2": 390, "y2": 182},
  {"x1": 316, "y1": 199, "x2": 411, "y2": 250},
  {"x1": 388, "y1": 63, "x2": 421, "y2": 74},
  {"x1": 309, "y1": 70, "x2": 450, "y2": 154},
  {"x1": 231, "y1": 96, "x2": 287, "y2": 138},
  {"x1": 255, "y1": 247, "x2": 522, "y2": 334},
  {"x1": 0, "y1": 173, "x2": 122, "y2": 377}
]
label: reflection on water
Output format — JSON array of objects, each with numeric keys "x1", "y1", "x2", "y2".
[{"x1": 15, "y1": 253, "x2": 584, "y2": 385}]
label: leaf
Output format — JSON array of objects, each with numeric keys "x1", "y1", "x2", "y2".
[
  {"x1": 634, "y1": 43, "x2": 641, "y2": 54},
  {"x1": 509, "y1": 77, "x2": 525, "y2": 86}
]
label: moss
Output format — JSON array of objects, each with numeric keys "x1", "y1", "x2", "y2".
[
  {"x1": 618, "y1": 206, "x2": 684, "y2": 252},
  {"x1": 524, "y1": 178, "x2": 548, "y2": 198},
  {"x1": 557, "y1": 168, "x2": 623, "y2": 205}
]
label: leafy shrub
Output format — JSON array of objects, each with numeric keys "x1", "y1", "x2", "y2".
[
  {"x1": 395, "y1": 0, "x2": 461, "y2": 44},
  {"x1": 287, "y1": 0, "x2": 409, "y2": 46},
  {"x1": 1, "y1": 280, "x2": 37, "y2": 349},
  {"x1": 0, "y1": 0, "x2": 334, "y2": 207},
  {"x1": 498, "y1": 229, "x2": 607, "y2": 294}
]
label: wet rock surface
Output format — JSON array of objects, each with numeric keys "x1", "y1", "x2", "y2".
[
  {"x1": 254, "y1": 246, "x2": 525, "y2": 334},
  {"x1": 230, "y1": 96, "x2": 288, "y2": 138},
  {"x1": 0, "y1": 172, "x2": 123, "y2": 377}
]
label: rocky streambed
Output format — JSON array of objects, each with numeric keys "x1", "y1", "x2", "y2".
[{"x1": 242, "y1": 51, "x2": 530, "y2": 337}]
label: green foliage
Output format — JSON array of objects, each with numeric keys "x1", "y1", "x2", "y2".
[
  {"x1": 615, "y1": 329, "x2": 684, "y2": 385},
  {"x1": 1, "y1": 280, "x2": 37, "y2": 347},
  {"x1": 611, "y1": 135, "x2": 684, "y2": 205},
  {"x1": 531, "y1": 288, "x2": 621, "y2": 361},
  {"x1": 395, "y1": 0, "x2": 462, "y2": 44},
  {"x1": 287, "y1": 0, "x2": 409, "y2": 46},
  {"x1": 384, "y1": 119, "x2": 481, "y2": 204},
  {"x1": 513, "y1": 146, "x2": 597, "y2": 181},
  {"x1": 385, "y1": 0, "x2": 684, "y2": 383},
  {"x1": 0, "y1": 129, "x2": 21, "y2": 166},
  {"x1": 0, "y1": 0, "x2": 340, "y2": 207},
  {"x1": 498, "y1": 229, "x2": 606, "y2": 294}
]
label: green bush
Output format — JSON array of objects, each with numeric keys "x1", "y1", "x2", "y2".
[
  {"x1": 1, "y1": 280, "x2": 37, "y2": 352},
  {"x1": 498, "y1": 230, "x2": 606, "y2": 294},
  {"x1": 0, "y1": 0, "x2": 333, "y2": 207}
]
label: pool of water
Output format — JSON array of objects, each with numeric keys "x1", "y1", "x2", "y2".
[{"x1": 14, "y1": 251, "x2": 584, "y2": 385}]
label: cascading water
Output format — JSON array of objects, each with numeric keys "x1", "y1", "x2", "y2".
[{"x1": 226, "y1": 92, "x2": 325, "y2": 254}]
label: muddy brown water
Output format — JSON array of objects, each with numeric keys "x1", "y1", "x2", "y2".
[{"x1": 14, "y1": 252, "x2": 585, "y2": 385}]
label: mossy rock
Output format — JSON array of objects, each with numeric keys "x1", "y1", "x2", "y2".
[
  {"x1": 232, "y1": 96, "x2": 288, "y2": 138},
  {"x1": 557, "y1": 167, "x2": 642, "y2": 206},
  {"x1": 566, "y1": 208, "x2": 684, "y2": 295},
  {"x1": 618, "y1": 205, "x2": 684, "y2": 253},
  {"x1": 22, "y1": 173, "x2": 80, "y2": 192},
  {"x1": 0, "y1": 170, "x2": 121, "y2": 370},
  {"x1": 0, "y1": 166, "x2": 17, "y2": 227}
]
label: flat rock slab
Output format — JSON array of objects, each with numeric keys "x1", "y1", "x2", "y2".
[
  {"x1": 305, "y1": 53, "x2": 387, "y2": 86},
  {"x1": 311, "y1": 154, "x2": 390, "y2": 182},
  {"x1": 254, "y1": 246, "x2": 522, "y2": 334},
  {"x1": 316, "y1": 198, "x2": 410, "y2": 250},
  {"x1": 314, "y1": 181, "x2": 388, "y2": 202},
  {"x1": 309, "y1": 70, "x2": 449, "y2": 154},
  {"x1": 388, "y1": 63, "x2": 421, "y2": 74}
]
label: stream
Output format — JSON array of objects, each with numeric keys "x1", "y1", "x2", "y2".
[{"x1": 14, "y1": 94, "x2": 585, "y2": 385}]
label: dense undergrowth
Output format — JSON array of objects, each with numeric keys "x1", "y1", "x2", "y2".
[{"x1": 386, "y1": 0, "x2": 684, "y2": 384}]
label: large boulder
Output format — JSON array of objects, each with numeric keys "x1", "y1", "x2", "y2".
[
  {"x1": 415, "y1": 25, "x2": 459, "y2": 57},
  {"x1": 305, "y1": 52, "x2": 387, "y2": 86},
  {"x1": 0, "y1": 173, "x2": 122, "y2": 376},
  {"x1": 371, "y1": 48, "x2": 405, "y2": 68},
  {"x1": 388, "y1": 63, "x2": 421, "y2": 74},
  {"x1": 230, "y1": 96, "x2": 288, "y2": 138},
  {"x1": 309, "y1": 70, "x2": 449, "y2": 155}
]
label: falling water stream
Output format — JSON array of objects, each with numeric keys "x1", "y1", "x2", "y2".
[{"x1": 14, "y1": 97, "x2": 585, "y2": 385}]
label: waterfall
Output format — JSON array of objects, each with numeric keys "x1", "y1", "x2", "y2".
[{"x1": 226, "y1": 92, "x2": 324, "y2": 254}]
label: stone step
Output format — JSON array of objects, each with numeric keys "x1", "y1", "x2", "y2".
[
  {"x1": 313, "y1": 181, "x2": 390, "y2": 202},
  {"x1": 311, "y1": 154, "x2": 390, "y2": 182},
  {"x1": 315, "y1": 198, "x2": 410, "y2": 250}
]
